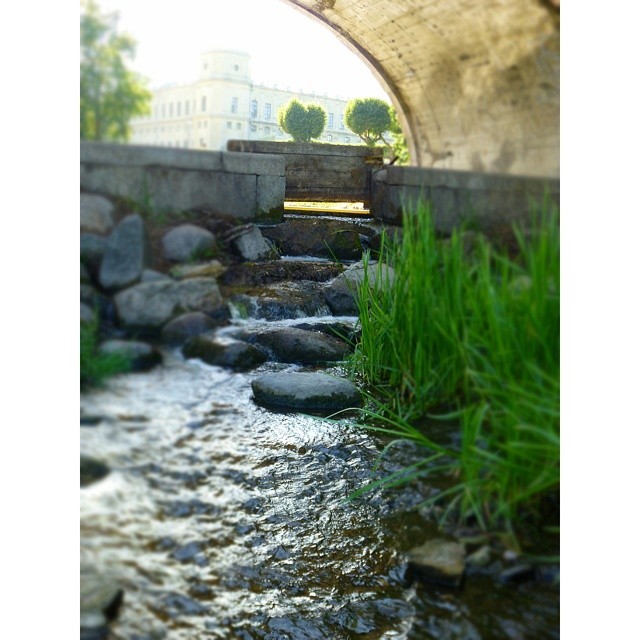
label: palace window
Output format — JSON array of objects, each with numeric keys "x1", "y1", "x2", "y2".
[
  {"x1": 251, "y1": 100, "x2": 258, "y2": 118},
  {"x1": 201, "y1": 96, "x2": 207, "y2": 112},
  {"x1": 264, "y1": 103, "x2": 272, "y2": 120},
  {"x1": 328, "y1": 113, "x2": 334, "y2": 128},
  {"x1": 231, "y1": 97, "x2": 238, "y2": 114}
]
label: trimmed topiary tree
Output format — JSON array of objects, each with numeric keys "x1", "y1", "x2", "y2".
[
  {"x1": 278, "y1": 99, "x2": 327, "y2": 143},
  {"x1": 344, "y1": 97, "x2": 393, "y2": 147}
]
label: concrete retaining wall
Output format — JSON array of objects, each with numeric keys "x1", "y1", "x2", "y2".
[
  {"x1": 227, "y1": 140, "x2": 383, "y2": 204},
  {"x1": 371, "y1": 165, "x2": 559, "y2": 233},
  {"x1": 80, "y1": 142, "x2": 286, "y2": 222}
]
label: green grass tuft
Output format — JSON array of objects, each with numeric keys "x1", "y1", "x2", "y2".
[
  {"x1": 80, "y1": 315, "x2": 131, "y2": 390},
  {"x1": 349, "y1": 197, "x2": 560, "y2": 536}
]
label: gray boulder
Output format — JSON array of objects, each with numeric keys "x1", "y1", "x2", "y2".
[
  {"x1": 80, "y1": 233, "x2": 107, "y2": 277},
  {"x1": 229, "y1": 281, "x2": 330, "y2": 321},
  {"x1": 183, "y1": 336, "x2": 267, "y2": 370},
  {"x1": 81, "y1": 303, "x2": 95, "y2": 324},
  {"x1": 81, "y1": 193, "x2": 115, "y2": 234},
  {"x1": 225, "y1": 224, "x2": 276, "y2": 262},
  {"x1": 252, "y1": 372, "x2": 362, "y2": 415},
  {"x1": 99, "y1": 214, "x2": 151, "y2": 290},
  {"x1": 114, "y1": 277, "x2": 223, "y2": 330},
  {"x1": 81, "y1": 455, "x2": 110, "y2": 487},
  {"x1": 239, "y1": 326, "x2": 351, "y2": 364},
  {"x1": 407, "y1": 539, "x2": 466, "y2": 588},
  {"x1": 162, "y1": 224, "x2": 216, "y2": 263},
  {"x1": 98, "y1": 339, "x2": 162, "y2": 372},
  {"x1": 325, "y1": 261, "x2": 395, "y2": 316},
  {"x1": 140, "y1": 269, "x2": 172, "y2": 283},
  {"x1": 160, "y1": 312, "x2": 220, "y2": 346}
]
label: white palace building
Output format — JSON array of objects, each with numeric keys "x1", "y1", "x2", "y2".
[{"x1": 129, "y1": 50, "x2": 364, "y2": 151}]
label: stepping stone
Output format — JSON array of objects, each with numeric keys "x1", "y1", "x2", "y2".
[
  {"x1": 239, "y1": 326, "x2": 351, "y2": 364},
  {"x1": 407, "y1": 538, "x2": 466, "y2": 588},
  {"x1": 183, "y1": 336, "x2": 267, "y2": 371},
  {"x1": 252, "y1": 372, "x2": 362, "y2": 415}
]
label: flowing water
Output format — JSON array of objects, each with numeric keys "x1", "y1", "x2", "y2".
[{"x1": 81, "y1": 321, "x2": 559, "y2": 639}]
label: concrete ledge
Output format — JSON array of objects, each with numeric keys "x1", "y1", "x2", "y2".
[
  {"x1": 372, "y1": 166, "x2": 559, "y2": 233},
  {"x1": 80, "y1": 142, "x2": 285, "y2": 222},
  {"x1": 228, "y1": 139, "x2": 382, "y2": 204},
  {"x1": 228, "y1": 140, "x2": 384, "y2": 159}
]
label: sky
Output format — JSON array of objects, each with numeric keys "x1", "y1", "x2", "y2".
[{"x1": 93, "y1": 0, "x2": 389, "y2": 100}]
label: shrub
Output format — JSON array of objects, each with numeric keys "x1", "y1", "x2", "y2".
[
  {"x1": 278, "y1": 99, "x2": 327, "y2": 142},
  {"x1": 344, "y1": 97, "x2": 392, "y2": 147}
]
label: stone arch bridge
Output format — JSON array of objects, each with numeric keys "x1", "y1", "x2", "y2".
[{"x1": 283, "y1": 0, "x2": 559, "y2": 178}]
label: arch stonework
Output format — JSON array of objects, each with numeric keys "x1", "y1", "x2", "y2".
[{"x1": 283, "y1": 0, "x2": 559, "y2": 178}]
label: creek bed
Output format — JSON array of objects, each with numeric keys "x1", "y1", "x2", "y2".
[{"x1": 81, "y1": 346, "x2": 559, "y2": 639}]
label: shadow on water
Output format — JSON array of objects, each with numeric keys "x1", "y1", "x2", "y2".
[{"x1": 81, "y1": 348, "x2": 558, "y2": 639}]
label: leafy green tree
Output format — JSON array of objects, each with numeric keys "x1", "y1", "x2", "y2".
[
  {"x1": 278, "y1": 99, "x2": 327, "y2": 143},
  {"x1": 389, "y1": 108, "x2": 410, "y2": 165},
  {"x1": 344, "y1": 97, "x2": 392, "y2": 147},
  {"x1": 80, "y1": 0, "x2": 151, "y2": 141}
]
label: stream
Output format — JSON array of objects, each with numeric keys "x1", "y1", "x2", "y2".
[{"x1": 80, "y1": 318, "x2": 559, "y2": 640}]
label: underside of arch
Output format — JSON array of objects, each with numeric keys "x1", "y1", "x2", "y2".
[{"x1": 282, "y1": 0, "x2": 559, "y2": 178}]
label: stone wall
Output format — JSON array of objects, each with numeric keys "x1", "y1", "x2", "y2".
[
  {"x1": 227, "y1": 140, "x2": 383, "y2": 204},
  {"x1": 371, "y1": 166, "x2": 560, "y2": 233},
  {"x1": 80, "y1": 142, "x2": 286, "y2": 222}
]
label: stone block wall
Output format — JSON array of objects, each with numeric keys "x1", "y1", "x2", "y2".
[
  {"x1": 80, "y1": 142, "x2": 286, "y2": 222},
  {"x1": 227, "y1": 140, "x2": 383, "y2": 204},
  {"x1": 371, "y1": 165, "x2": 559, "y2": 233}
]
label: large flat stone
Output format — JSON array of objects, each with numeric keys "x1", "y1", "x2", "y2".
[
  {"x1": 114, "y1": 278, "x2": 223, "y2": 330},
  {"x1": 239, "y1": 326, "x2": 351, "y2": 364},
  {"x1": 252, "y1": 372, "x2": 362, "y2": 415}
]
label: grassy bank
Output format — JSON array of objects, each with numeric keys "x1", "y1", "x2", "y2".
[
  {"x1": 80, "y1": 316, "x2": 131, "y2": 390},
  {"x1": 349, "y1": 199, "x2": 559, "y2": 538}
]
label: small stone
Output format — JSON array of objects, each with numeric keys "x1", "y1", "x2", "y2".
[
  {"x1": 466, "y1": 545, "x2": 492, "y2": 567},
  {"x1": 98, "y1": 339, "x2": 162, "y2": 372},
  {"x1": 183, "y1": 336, "x2": 267, "y2": 371},
  {"x1": 81, "y1": 455, "x2": 110, "y2": 487},
  {"x1": 325, "y1": 261, "x2": 395, "y2": 316},
  {"x1": 407, "y1": 538, "x2": 466, "y2": 587},
  {"x1": 162, "y1": 224, "x2": 216, "y2": 263},
  {"x1": 499, "y1": 563, "x2": 535, "y2": 584},
  {"x1": 81, "y1": 303, "x2": 95, "y2": 324},
  {"x1": 81, "y1": 194, "x2": 115, "y2": 234},
  {"x1": 160, "y1": 312, "x2": 219, "y2": 346},
  {"x1": 170, "y1": 260, "x2": 226, "y2": 280},
  {"x1": 227, "y1": 224, "x2": 276, "y2": 261}
]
